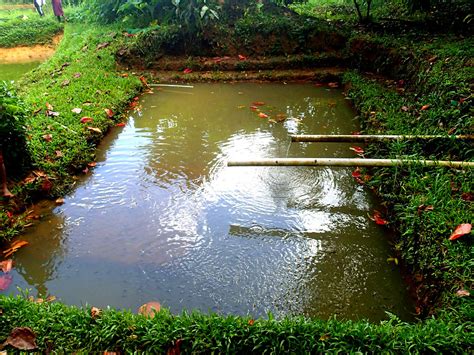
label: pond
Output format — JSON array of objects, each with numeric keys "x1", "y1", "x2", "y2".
[
  {"x1": 0, "y1": 62, "x2": 40, "y2": 81},
  {"x1": 4, "y1": 83, "x2": 414, "y2": 321}
]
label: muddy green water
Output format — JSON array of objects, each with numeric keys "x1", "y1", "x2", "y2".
[
  {"x1": 0, "y1": 62, "x2": 40, "y2": 81},
  {"x1": 5, "y1": 83, "x2": 414, "y2": 321}
]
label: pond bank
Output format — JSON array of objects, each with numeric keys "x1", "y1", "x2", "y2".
[{"x1": 0, "y1": 34, "x2": 62, "y2": 63}]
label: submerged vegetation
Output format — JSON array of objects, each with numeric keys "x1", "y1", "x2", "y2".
[{"x1": 0, "y1": 0, "x2": 472, "y2": 352}]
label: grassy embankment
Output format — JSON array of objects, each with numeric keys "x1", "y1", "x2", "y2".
[{"x1": 0, "y1": 3, "x2": 472, "y2": 353}]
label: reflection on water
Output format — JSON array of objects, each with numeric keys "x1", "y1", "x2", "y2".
[{"x1": 4, "y1": 83, "x2": 414, "y2": 321}]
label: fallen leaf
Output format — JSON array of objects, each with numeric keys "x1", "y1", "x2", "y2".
[
  {"x1": 138, "y1": 301, "x2": 161, "y2": 318},
  {"x1": 249, "y1": 105, "x2": 259, "y2": 111},
  {"x1": 104, "y1": 108, "x2": 114, "y2": 118},
  {"x1": 46, "y1": 102, "x2": 54, "y2": 110},
  {"x1": 61, "y1": 79, "x2": 70, "y2": 87},
  {"x1": 183, "y1": 68, "x2": 193, "y2": 74},
  {"x1": 139, "y1": 76, "x2": 149, "y2": 87},
  {"x1": 351, "y1": 131, "x2": 361, "y2": 135},
  {"x1": 0, "y1": 275, "x2": 13, "y2": 291},
  {"x1": 88, "y1": 162, "x2": 97, "y2": 167},
  {"x1": 42, "y1": 134, "x2": 52, "y2": 142},
  {"x1": 449, "y1": 223, "x2": 471, "y2": 241},
  {"x1": 351, "y1": 168, "x2": 361, "y2": 178},
  {"x1": 55, "y1": 198, "x2": 64, "y2": 205},
  {"x1": 252, "y1": 101, "x2": 265, "y2": 106},
  {"x1": 421, "y1": 104, "x2": 430, "y2": 111},
  {"x1": 258, "y1": 112, "x2": 269, "y2": 119},
  {"x1": 6, "y1": 327, "x2": 37, "y2": 350},
  {"x1": 120, "y1": 73, "x2": 129, "y2": 78},
  {"x1": 41, "y1": 179, "x2": 53, "y2": 192},
  {"x1": 167, "y1": 339, "x2": 182, "y2": 355},
  {"x1": 372, "y1": 211, "x2": 388, "y2": 225},
  {"x1": 401, "y1": 106, "x2": 409, "y2": 112},
  {"x1": 455, "y1": 289, "x2": 470, "y2": 297},
  {"x1": 319, "y1": 334, "x2": 330, "y2": 341},
  {"x1": 73, "y1": 72, "x2": 82, "y2": 78},
  {"x1": 46, "y1": 295, "x2": 56, "y2": 302},
  {"x1": 4, "y1": 240, "x2": 29, "y2": 258},
  {"x1": 46, "y1": 110, "x2": 59, "y2": 117},
  {"x1": 349, "y1": 146, "x2": 364, "y2": 155},
  {"x1": 71, "y1": 108, "x2": 82, "y2": 114},
  {"x1": 91, "y1": 307, "x2": 102, "y2": 319},
  {"x1": 238, "y1": 54, "x2": 247, "y2": 60},
  {"x1": 248, "y1": 319, "x2": 255, "y2": 326},
  {"x1": 116, "y1": 122, "x2": 126, "y2": 127},
  {"x1": 96, "y1": 42, "x2": 110, "y2": 50},
  {"x1": 460, "y1": 192, "x2": 473, "y2": 201},
  {"x1": 87, "y1": 127, "x2": 102, "y2": 134},
  {"x1": 55, "y1": 150, "x2": 63, "y2": 158},
  {"x1": 80, "y1": 117, "x2": 93, "y2": 124},
  {"x1": 328, "y1": 82, "x2": 339, "y2": 88},
  {"x1": 0, "y1": 259, "x2": 13, "y2": 273}
]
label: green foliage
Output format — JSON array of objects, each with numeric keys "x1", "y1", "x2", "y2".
[
  {"x1": 0, "y1": 295, "x2": 472, "y2": 353},
  {"x1": 0, "y1": 15, "x2": 63, "y2": 48},
  {"x1": 0, "y1": 81, "x2": 29, "y2": 174}
]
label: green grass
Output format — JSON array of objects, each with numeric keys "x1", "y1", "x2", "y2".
[
  {"x1": 0, "y1": 10, "x2": 63, "y2": 47},
  {"x1": 0, "y1": 295, "x2": 472, "y2": 353}
]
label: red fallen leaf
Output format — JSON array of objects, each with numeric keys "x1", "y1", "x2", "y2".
[
  {"x1": 104, "y1": 108, "x2": 114, "y2": 118},
  {"x1": 449, "y1": 223, "x2": 471, "y2": 241},
  {"x1": 349, "y1": 146, "x2": 364, "y2": 154},
  {"x1": 351, "y1": 168, "x2": 361, "y2": 178},
  {"x1": 248, "y1": 319, "x2": 255, "y2": 326},
  {"x1": 80, "y1": 117, "x2": 93, "y2": 124},
  {"x1": 421, "y1": 104, "x2": 430, "y2": 111},
  {"x1": 238, "y1": 54, "x2": 247, "y2": 60},
  {"x1": 3, "y1": 240, "x2": 29, "y2": 258},
  {"x1": 6, "y1": 211, "x2": 13, "y2": 219},
  {"x1": 139, "y1": 76, "x2": 149, "y2": 87},
  {"x1": 0, "y1": 259, "x2": 13, "y2": 273},
  {"x1": 249, "y1": 105, "x2": 259, "y2": 111},
  {"x1": 41, "y1": 179, "x2": 53, "y2": 192},
  {"x1": 42, "y1": 134, "x2": 52, "y2": 142},
  {"x1": 116, "y1": 122, "x2": 126, "y2": 127},
  {"x1": 0, "y1": 274, "x2": 13, "y2": 291},
  {"x1": 46, "y1": 102, "x2": 54, "y2": 110},
  {"x1": 87, "y1": 127, "x2": 102, "y2": 134},
  {"x1": 461, "y1": 192, "x2": 473, "y2": 201},
  {"x1": 133, "y1": 96, "x2": 139, "y2": 101},
  {"x1": 183, "y1": 68, "x2": 193, "y2": 74},
  {"x1": 129, "y1": 101, "x2": 138, "y2": 109},
  {"x1": 252, "y1": 101, "x2": 265, "y2": 106},
  {"x1": 167, "y1": 339, "x2": 183, "y2": 355},
  {"x1": 138, "y1": 301, "x2": 161, "y2": 318},
  {"x1": 258, "y1": 112, "x2": 269, "y2": 119},
  {"x1": 372, "y1": 210, "x2": 388, "y2": 225}
]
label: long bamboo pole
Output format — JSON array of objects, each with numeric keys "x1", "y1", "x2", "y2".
[
  {"x1": 149, "y1": 84, "x2": 194, "y2": 88},
  {"x1": 290, "y1": 134, "x2": 474, "y2": 143},
  {"x1": 227, "y1": 158, "x2": 474, "y2": 168}
]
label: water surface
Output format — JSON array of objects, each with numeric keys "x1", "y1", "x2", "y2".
[
  {"x1": 0, "y1": 62, "x2": 40, "y2": 81},
  {"x1": 4, "y1": 83, "x2": 414, "y2": 321}
]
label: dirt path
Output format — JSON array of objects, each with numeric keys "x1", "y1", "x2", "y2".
[{"x1": 0, "y1": 34, "x2": 62, "y2": 64}]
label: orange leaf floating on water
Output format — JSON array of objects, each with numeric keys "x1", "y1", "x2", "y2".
[
  {"x1": 183, "y1": 68, "x2": 193, "y2": 74},
  {"x1": 0, "y1": 259, "x2": 13, "y2": 273},
  {"x1": 252, "y1": 101, "x2": 265, "y2": 106},
  {"x1": 116, "y1": 122, "x2": 126, "y2": 127},
  {"x1": 80, "y1": 117, "x2": 93, "y2": 124},
  {"x1": 0, "y1": 274, "x2": 13, "y2": 291},
  {"x1": 3, "y1": 240, "x2": 29, "y2": 258},
  {"x1": 421, "y1": 104, "x2": 430, "y2": 111},
  {"x1": 104, "y1": 108, "x2": 114, "y2": 118},
  {"x1": 449, "y1": 223, "x2": 471, "y2": 241},
  {"x1": 87, "y1": 126, "x2": 102, "y2": 134},
  {"x1": 138, "y1": 301, "x2": 161, "y2": 318},
  {"x1": 258, "y1": 112, "x2": 269, "y2": 119},
  {"x1": 350, "y1": 146, "x2": 365, "y2": 154},
  {"x1": 372, "y1": 210, "x2": 388, "y2": 225},
  {"x1": 238, "y1": 54, "x2": 247, "y2": 60}
]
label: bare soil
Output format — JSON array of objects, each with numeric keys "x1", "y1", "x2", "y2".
[{"x1": 0, "y1": 34, "x2": 62, "y2": 64}]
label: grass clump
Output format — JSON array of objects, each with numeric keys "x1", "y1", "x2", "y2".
[
  {"x1": 0, "y1": 295, "x2": 472, "y2": 353},
  {"x1": 0, "y1": 14, "x2": 63, "y2": 47}
]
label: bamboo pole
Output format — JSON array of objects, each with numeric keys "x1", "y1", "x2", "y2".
[
  {"x1": 290, "y1": 134, "x2": 474, "y2": 143},
  {"x1": 227, "y1": 158, "x2": 474, "y2": 168},
  {"x1": 149, "y1": 84, "x2": 194, "y2": 88}
]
